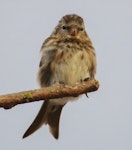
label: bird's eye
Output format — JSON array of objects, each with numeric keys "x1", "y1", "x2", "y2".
[
  {"x1": 62, "y1": 26, "x2": 69, "y2": 30},
  {"x1": 79, "y1": 27, "x2": 84, "y2": 31}
]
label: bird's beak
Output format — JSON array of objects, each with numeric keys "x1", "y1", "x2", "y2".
[{"x1": 68, "y1": 27, "x2": 78, "y2": 36}]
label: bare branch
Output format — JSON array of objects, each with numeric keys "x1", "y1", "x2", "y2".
[{"x1": 0, "y1": 79, "x2": 99, "y2": 109}]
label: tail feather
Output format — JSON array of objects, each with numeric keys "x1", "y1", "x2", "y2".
[
  {"x1": 48, "y1": 105, "x2": 64, "y2": 139},
  {"x1": 23, "y1": 101, "x2": 64, "y2": 139}
]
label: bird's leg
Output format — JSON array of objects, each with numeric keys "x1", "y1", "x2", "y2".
[{"x1": 84, "y1": 78, "x2": 90, "y2": 98}]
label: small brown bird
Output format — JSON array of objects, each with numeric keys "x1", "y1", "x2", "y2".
[{"x1": 23, "y1": 14, "x2": 97, "y2": 139}]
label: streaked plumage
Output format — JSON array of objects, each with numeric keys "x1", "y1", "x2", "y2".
[{"x1": 23, "y1": 14, "x2": 96, "y2": 139}]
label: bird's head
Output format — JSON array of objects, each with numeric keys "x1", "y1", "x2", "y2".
[{"x1": 51, "y1": 14, "x2": 88, "y2": 40}]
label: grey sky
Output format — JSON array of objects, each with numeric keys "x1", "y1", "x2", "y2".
[{"x1": 0, "y1": 0, "x2": 131, "y2": 150}]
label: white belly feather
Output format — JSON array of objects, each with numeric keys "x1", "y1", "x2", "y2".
[{"x1": 50, "y1": 51, "x2": 89, "y2": 105}]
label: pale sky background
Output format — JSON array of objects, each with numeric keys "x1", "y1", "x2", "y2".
[{"x1": 0, "y1": 1, "x2": 131, "y2": 150}]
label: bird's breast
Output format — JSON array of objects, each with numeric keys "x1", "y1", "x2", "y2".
[{"x1": 50, "y1": 47, "x2": 90, "y2": 86}]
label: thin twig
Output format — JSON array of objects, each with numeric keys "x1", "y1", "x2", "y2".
[{"x1": 0, "y1": 79, "x2": 99, "y2": 109}]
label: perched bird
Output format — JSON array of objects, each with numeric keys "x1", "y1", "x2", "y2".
[{"x1": 23, "y1": 14, "x2": 97, "y2": 139}]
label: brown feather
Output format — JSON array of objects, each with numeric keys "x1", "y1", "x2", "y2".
[{"x1": 23, "y1": 101, "x2": 64, "y2": 139}]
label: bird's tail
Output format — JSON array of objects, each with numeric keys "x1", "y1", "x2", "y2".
[{"x1": 23, "y1": 100, "x2": 64, "y2": 139}]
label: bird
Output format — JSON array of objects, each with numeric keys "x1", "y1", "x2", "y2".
[{"x1": 23, "y1": 14, "x2": 97, "y2": 139}]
